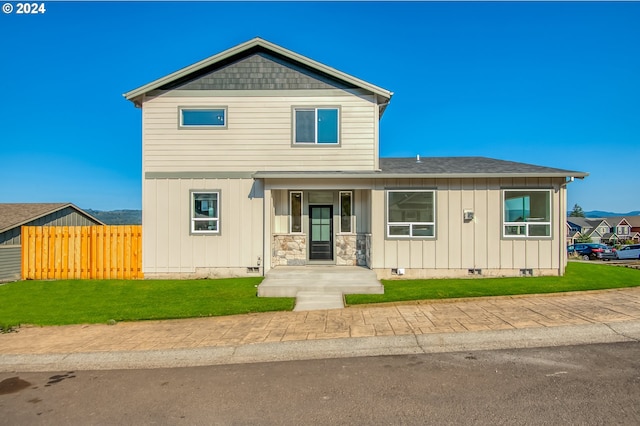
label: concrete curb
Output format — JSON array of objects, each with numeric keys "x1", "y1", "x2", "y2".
[{"x1": 2, "y1": 320, "x2": 639, "y2": 372}]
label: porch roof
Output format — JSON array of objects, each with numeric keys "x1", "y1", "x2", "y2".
[{"x1": 253, "y1": 157, "x2": 589, "y2": 180}]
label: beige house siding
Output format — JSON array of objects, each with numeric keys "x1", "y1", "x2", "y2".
[
  {"x1": 370, "y1": 177, "x2": 567, "y2": 278},
  {"x1": 143, "y1": 177, "x2": 263, "y2": 277},
  {"x1": 142, "y1": 90, "x2": 378, "y2": 173}
]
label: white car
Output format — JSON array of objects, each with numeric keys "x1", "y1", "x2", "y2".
[{"x1": 616, "y1": 244, "x2": 640, "y2": 260}]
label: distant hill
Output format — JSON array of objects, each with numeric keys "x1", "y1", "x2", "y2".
[
  {"x1": 86, "y1": 209, "x2": 142, "y2": 225},
  {"x1": 584, "y1": 210, "x2": 640, "y2": 218},
  {"x1": 567, "y1": 210, "x2": 640, "y2": 218}
]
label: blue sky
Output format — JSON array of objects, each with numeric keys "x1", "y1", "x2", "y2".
[{"x1": 1, "y1": 1, "x2": 638, "y2": 212}]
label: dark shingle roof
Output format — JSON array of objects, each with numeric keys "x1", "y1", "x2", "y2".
[
  {"x1": 253, "y1": 156, "x2": 588, "y2": 179},
  {"x1": 0, "y1": 203, "x2": 103, "y2": 233},
  {"x1": 379, "y1": 157, "x2": 586, "y2": 177}
]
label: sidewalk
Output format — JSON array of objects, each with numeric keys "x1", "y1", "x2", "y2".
[{"x1": 2, "y1": 287, "x2": 640, "y2": 371}]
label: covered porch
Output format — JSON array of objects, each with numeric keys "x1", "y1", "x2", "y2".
[{"x1": 261, "y1": 181, "x2": 374, "y2": 272}]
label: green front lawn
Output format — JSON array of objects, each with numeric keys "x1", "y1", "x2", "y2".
[
  {"x1": 1, "y1": 262, "x2": 638, "y2": 329},
  {"x1": 0, "y1": 277, "x2": 294, "y2": 328},
  {"x1": 346, "y1": 262, "x2": 640, "y2": 305}
]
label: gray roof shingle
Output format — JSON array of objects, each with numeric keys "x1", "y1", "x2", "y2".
[
  {"x1": 253, "y1": 156, "x2": 588, "y2": 179},
  {"x1": 0, "y1": 203, "x2": 103, "y2": 233},
  {"x1": 379, "y1": 157, "x2": 586, "y2": 176}
]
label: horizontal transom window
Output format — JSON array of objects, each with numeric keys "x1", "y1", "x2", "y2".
[
  {"x1": 503, "y1": 189, "x2": 551, "y2": 238},
  {"x1": 387, "y1": 190, "x2": 435, "y2": 238},
  {"x1": 180, "y1": 108, "x2": 226, "y2": 128}
]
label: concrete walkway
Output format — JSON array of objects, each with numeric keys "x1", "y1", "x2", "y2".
[{"x1": 2, "y1": 287, "x2": 640, "y2": 371}]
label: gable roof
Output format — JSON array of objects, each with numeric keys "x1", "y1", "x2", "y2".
[
  {"x1": 254, "y1": 156, "x2": 588, "y2": 179},
  {"x1": 124, "y1": 37, "x2": 393, "y2": 109},
  {"x1": 567, "y1": 217, "x2": 610, "y2": 231},
  {"x1": 0, "y1": 203, "x2": 104, "y2": 233},
  {"x1": 597, "y1": 216, "x2": 640, "y2": 228}
]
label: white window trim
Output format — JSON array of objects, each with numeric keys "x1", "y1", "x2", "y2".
[
  {"x1": 179, "y1": 106, "x2": 228, "y2": 129},
  {"x1": 386, "y1": 190, "x2": 436, "y2": 239},
  {"x1": 191, "y1": 191, "x2": 220, "y2": 235},
  {"x1": 502, "y1": 189, "x2": 552, "y2": 238},
  {"x1": 289, "y1": 191, "x2": 303, "y2": 234},
  {"x1": 292, "y1": 106, "x2": 340, "y2": 145},
  {"x1": 339, "y1": 191, "x2": 353, "y2": 234}
]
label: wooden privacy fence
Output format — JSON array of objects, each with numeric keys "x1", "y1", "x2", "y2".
[{"x1": 22, "y1": 225, "x2": 143, "y2": 280}]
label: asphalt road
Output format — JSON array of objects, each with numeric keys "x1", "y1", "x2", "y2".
[{"x1": 1, "y1": 342, "x2": 638, "y2": 425}]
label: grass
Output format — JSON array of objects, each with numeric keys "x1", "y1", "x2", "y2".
[
  {"x1": 2, "y1": 262, "x2": 638, "y2": 329},
  {"x1": 0, "y1": 277, "x2": 294, "y2": 328},
  {"x1": 345, "y1": 262, "x2": 640, "y2": 305}
]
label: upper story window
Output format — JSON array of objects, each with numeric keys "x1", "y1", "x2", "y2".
[
  {"x1": 293, "y1": 107, "x2": 339, "y2": 144},
  {"x1": 180, "y1": 107, "x2": 227, "y2": 128},
  {"x1": 387, "y1": 190, "x2": 435, "y2": 238},
  {"x1": 503, "y1": 189, "x2": 551, "y2": 238}
]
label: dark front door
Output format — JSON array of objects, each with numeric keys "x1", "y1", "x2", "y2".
[{"x1": 309, "y1": 205, "x2": 333, "y2": 260}]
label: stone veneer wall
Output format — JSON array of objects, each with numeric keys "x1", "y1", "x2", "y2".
[
  {"x1": 364, "y1": 234, "x2": 372, "y2": 268},
  {"x1": 273, "y1": 234, "x2": 370, "y2": 267},
  {"x1": 272, "y1": 234, "x2": 306, "y2": 266},
  {"x1": 336, "y1": 234, "x2": 370, "y2": 267}
]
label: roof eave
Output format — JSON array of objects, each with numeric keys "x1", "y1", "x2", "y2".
[{"x1": 252, "y1": 171, "x2": 590, "y2": 180}]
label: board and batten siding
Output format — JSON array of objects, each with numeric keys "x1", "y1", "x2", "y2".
[
  {"x1": 0, "y1": 245, "x2": 21, "y2": 282},
  {"x1": 370, "y1": 177, "x2": 567, "y2": 278},
  {"x1": 142, "y1": 91, "x2": 378, "y2": 173},
  {"x1": 143, "y1": 178, "x2": 263, "y2": 277}
]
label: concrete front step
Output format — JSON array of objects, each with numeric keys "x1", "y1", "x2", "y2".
[
  {"x1": 294, "y1": 291, "x2": 345, "y2": 311},
  {"x1": 258, "y1": 266, "x2": 384, "y2": 298}
]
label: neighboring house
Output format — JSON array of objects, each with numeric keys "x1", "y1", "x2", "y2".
[
  {"x1": 598, "y1": 217, "x2": 640, "y2": 244},
  {"x1": 566, "y1": 222, "x2": 582, "y2": 246},
  {"x1": 124, "y1": 38, "x2": 587, "y2": 280},
  {"x1": 567, "y1": 217, "x2": 611, "y2": 244},
  {"x1": 0, "y1": 203, "x2": 104, "y2": 282}
]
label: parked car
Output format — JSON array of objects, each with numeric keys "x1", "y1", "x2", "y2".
[
  {"x1": 570, "y1": 243, "x2": 615, "y2": 261},
  {"x1": 616, "y1": 244, "x2": 640, "y2": 260}
]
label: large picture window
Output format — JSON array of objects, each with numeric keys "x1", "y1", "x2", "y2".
[
  {"x1": 503, "y1": 190, "x2": 551, "y2": 237},
  {"x1": 294, "y1": 107, "x2": 339, "y2": 144},
  {"x1": 387, "y1": 190, "x2": 435, "y2": 238},
  {"x1": 191, "y1": 192, "x2": 220, "y2": 234}
]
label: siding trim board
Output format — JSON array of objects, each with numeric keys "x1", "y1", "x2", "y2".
[{"x1": 149, "y1": 88, "x2": 375, "y2": 98}]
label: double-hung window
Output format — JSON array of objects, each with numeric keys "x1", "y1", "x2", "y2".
[
  {"x1": 180, "y1": 107, "x2": 227, "y2": 128},
  {"x1": 294, "y1": 107, "x2": 339, "y2": 144},
  {"x1": 387, "y1": 190, "x2": 435, "y2": 238},
  {"x1": 503, "y1": 190, "x2": 551, "y2": 237},
  {"x1": 191, "y1": 192, "x2": 220, "y2": 234}
]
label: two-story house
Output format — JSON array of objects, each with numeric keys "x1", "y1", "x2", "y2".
[
  {"x1": 125, "y1": 38, "x2": 587, "y2": 281},
  {"x1": 600, "y1": 217, "x2": 640, "y2": 244},
  {"x1": 566, "y1": 217, "x2": 612, "y2": 244}
]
